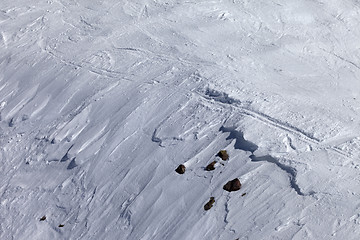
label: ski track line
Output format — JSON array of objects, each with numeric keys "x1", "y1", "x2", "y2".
[
  {"x1": 113, "y1": 45, "x2": 215, "y2": 68},
  {"x1": 44, "y1": 47, "x2": 133, "y2": 81},
  {"x1": 145, "y1": 79, "x2": 352, "y2": 161},
  {"x1": 40, "y1": 33, "x2": 353, "y2": 161},
  {"x1": 195, "y1": 90, "x2": 353, "y2": 160},
  {"x1": 39, "y1": 41, "x2": 355, "y2": 163}
]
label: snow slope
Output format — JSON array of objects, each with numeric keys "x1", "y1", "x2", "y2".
[{"x1": 1, "y1": 0, "x2": 360, "y2": 239}]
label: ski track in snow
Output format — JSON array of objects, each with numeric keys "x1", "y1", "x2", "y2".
[{"x1": 199, "y1": 87, "x2": 354, "y2": 161}]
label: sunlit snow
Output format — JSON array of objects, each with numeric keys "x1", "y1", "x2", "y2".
[{"x1": 1, "y1": 0, "x2": 360, "y2": 239}]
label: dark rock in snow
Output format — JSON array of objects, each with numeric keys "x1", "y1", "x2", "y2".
[
  {"x1": 217, "y1": 150, "x2": 229, "y2": 161},
  {"x1": 223, "y1": 178, "x2": 241, "y2": 192},
  {"x1": 204, "y1": 197, "x2": 215, "y2": 211},
  {"x1": 58, "y1": 224, "x2": 65, "y2": 228},
  {"x1": 205, "y1": 161, "x2": 217, "y2": 171},
  {"x1": 175, "y1": 164, "x2": 186, "y2": 174},
  {"x1": 39, "y1": 216, "x2": 46, "y2": 221}
]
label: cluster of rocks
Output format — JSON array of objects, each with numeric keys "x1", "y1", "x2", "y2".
[
  {"x1": 204, "y1": 150, "x2": 229, "y2": 172},
  {"x1": 175, "y1": 150, "x2": 230, "y2": 175},
  {"x1": 175, "y1": 150, "x2": 245, "y2": 211},
  {"x1": 39, "y1": 215, "x2": 65, "y2": 228}
]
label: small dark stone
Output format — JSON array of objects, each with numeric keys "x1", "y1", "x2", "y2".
[
  {"x1": 205, "y1": 161, "x2": 217, "y2": 171},
  {"x1": 204, "y1": 197, "x2": 215, "y2": 211},
  {"x1": 58, "y1": 224, "x2": 64, "y2": 228},
  {"x1": 175, "y1": 164, "x2": 186, "y2": 174},
  {"x1": 217, "y1": 150, "x2": 229, "y2": 161},
  {"x1": 223, "y1": 178, "x2": 241, "y2": 192},
  {"x1": 241, "y1": 193, "x2": 247, "y2": 197},
  {"x1": 39, "y1": 216, "x2": 46, "y2": 221}
]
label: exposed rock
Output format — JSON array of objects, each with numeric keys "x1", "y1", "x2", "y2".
[
  {"x1": 204, "y1": 197, "x2": 215, "y2": 211},
  {"x1": 205, "y1": 161, "x2": 217, "y2": 171},
  {"x1": 241, "y1": 193, "x2": 247, "y2": 197},
  {"x1": 217, "y1": 150, "x2": 229, "y2": 161},
  {"x1": 39, "y1": 216, "x2": 46, "y2": 221},
  {"x1": 223, "y1": 178, "x2": 241, "y2": 192},
  {"x1": 175, "y1": 164, "x2": 186, "y2": 174},
  {"x1": 58, "y1": 224, "x2": 65, "y2": 228}
]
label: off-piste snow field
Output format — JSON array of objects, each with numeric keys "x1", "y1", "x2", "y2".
[{"x1": 1, "y1": 0, "x2": 360, "y2": 239}]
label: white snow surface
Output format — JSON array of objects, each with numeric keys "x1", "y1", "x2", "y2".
[{"x1": 1, "y1": 0, "x2": 360, "y2": 239}]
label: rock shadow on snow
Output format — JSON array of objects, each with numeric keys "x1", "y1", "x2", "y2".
[
  {"x1": 220, "y1": 126, "x2": 258, "y2": 153},
  {"x1": 60, "y1": 144, "x2": 74, "y2": 162},
  {"x1": 67, "y1": 158, "x2": 77, "y2": 170}
]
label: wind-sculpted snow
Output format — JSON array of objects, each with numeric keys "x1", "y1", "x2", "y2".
[
  {"x1": 204, "y1": 88, "x2": 239, "y2": 105},
  {"x1": 219, "y1": 126, "x2": 309, "y2": 196},
  {"x1": 219, "y1": 126, "x2": 258, "y2": 153},
  {"x1": 250, "y1": 155, "x2": 306, "y2": 196},
  {"x1": 1, "y1": 0, "x2": 360, "y2": 239}
]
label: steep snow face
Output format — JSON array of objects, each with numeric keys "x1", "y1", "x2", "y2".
[{"x1": 1, "y1": 0, "x2": 360, "y2": 239}]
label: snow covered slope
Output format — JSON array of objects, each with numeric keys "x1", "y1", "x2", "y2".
[{"x1": 1, "y1": 0, "x2": 360, "y2": 239}]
